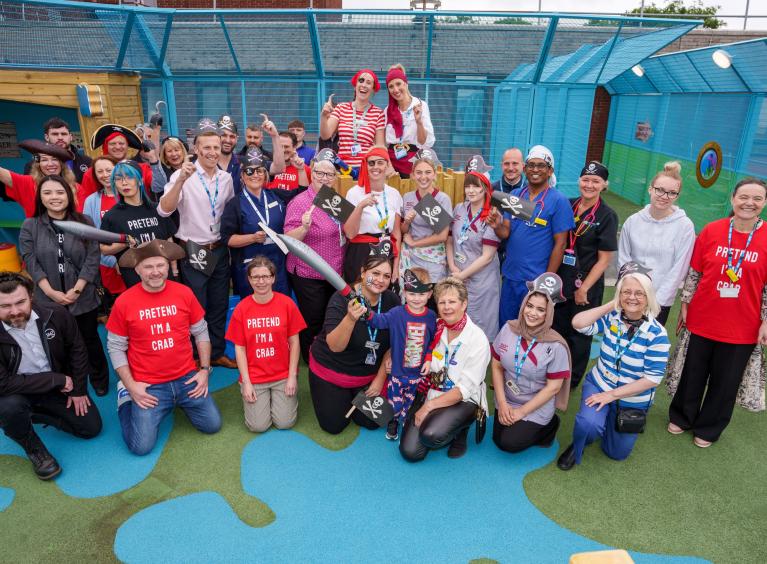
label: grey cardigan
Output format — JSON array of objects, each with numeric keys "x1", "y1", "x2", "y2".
[{"x1": 19, "y1": 214, "x2": 102, "y2": 316}]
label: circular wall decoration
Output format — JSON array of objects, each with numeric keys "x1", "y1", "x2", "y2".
[{"x1": 696, "y1": 141, "x2": 722, "y2": 188}]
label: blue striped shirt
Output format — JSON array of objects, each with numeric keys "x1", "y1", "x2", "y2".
[{"x1": 578, "y1": 310, "x2": 670, "y2": 409}]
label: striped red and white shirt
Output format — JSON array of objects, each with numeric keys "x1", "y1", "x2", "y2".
[{"x1": 331, "y1": 101, "x2": 385, "y2": 168}]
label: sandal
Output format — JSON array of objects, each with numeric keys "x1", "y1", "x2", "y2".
[
  {"x1": 693, "y1": 436, "x2": 712, "y2": 448},
  {"x1": 667, "y1": 422, "x2": 684, "y2": 435}
]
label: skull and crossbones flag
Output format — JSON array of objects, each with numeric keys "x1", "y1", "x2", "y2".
[
  {"x1": 413, "y1": 193, "x2": 452, "y2": 234},
  {"x1": 345, "y1": 390, "x2": 394, "y2": 427},
  {"x1": 185, "y1": 240, "x2": 218, "y2": 276},
  {"x1": 490, "y1": 190, "x2": 536, "y2": 222},
  {"x1": 313, "y1": 184, "x2": 354, "y2": 223}
]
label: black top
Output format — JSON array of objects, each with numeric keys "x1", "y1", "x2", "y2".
[
  {"x1": 101, "y1": 201, "x2": 178, "y2": 287},
  {"x1": 311, "y1": 289, "x2": 399, "y2": 376},
  {"x1": 556, "y1": 197, "x2": 618, "y2": 299}
]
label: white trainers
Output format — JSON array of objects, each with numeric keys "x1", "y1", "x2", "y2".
[{"x1": 116, "y1": 381, "x2": 132, "y2": 409}]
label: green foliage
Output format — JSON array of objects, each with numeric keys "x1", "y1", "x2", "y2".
[
  {"x1": 627, "y1": 1, "x2": 725, "y2": 29},
  {"x1": 494, "y1": 17, "x2": 533, "y2": 25},
  {"x1": 438, "y1": 15, "x2": 477, "y2": 24}
]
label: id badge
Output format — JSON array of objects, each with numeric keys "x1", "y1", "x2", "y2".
[
  {"x1": 365, "y1": 340, "x2": 380, "y2": 352},
  {"x1": 378, "y1": 217, "x2": 388, "y2": 230},
  {"x1": 720, "y1": 286, "x2": 740, "y2": 298},
  {"x1": 534, "y1": 217, "x2": 548, "y2": 227},
  {"x1": 365, "y1": 352, "x2": 377, "y2": 365},
  {"x1": 455, "y1": 253, "x2": 467, "y2": 264},
  {"x1": 210, "y1": 222, "x2": 221, "y2": 236},
  {"x1": 394, "y1": 144, "x2": 408, "y2": 160},
  {"x1": 351, "y1": 143, "x2": 362, "y2": 156},
  {"x1": 263, "y1": 237, "x2": 275, "y2": 246},
  {"x1": 725, "y1": 268, "x2": 739, "y2": 283},
  {"x1": 506, "y1": 379, "x2": 521, "y2": 395},
  {"x1": 563, "y1": 252, "x2": 576, "y2": 266}
]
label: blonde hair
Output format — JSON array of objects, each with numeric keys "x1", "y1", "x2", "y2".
[
  {"x1": 160, "y1": 138, "x2": 188, "y2": 169},
  {"x1": 408, "y1": 266, "x2": 431, "y2": 285},
  {"x1": 30, "y1": 158, "x2": 77, "y2": 200},
  {"x1": 614, "y1": 273, "x2": 660, "y2": 319},
  {"x1": 411, "y1": 157, "x2": 437, "y2": 175},
  {"x1": 650, "y1": 161, "x2": 682, "y2": 190},
  {"x1": 433, "y1": 276, "x2": 468, "y2": 304}
]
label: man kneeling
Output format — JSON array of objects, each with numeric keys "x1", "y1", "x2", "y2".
[
  {"x1": 0, "y1": 273, "x2": 102, "y2": 480},
  {"x1": 106, "y1": 240, "x2": 221, "y2": 455}
]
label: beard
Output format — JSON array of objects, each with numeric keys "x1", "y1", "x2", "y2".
[{"x1": 5, "y1": 312, "x2": 31, "y2": 329}]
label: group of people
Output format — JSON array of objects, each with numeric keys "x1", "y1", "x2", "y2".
[{"x1": 1, "y1": 65, "x2": 765, "y2": 482}]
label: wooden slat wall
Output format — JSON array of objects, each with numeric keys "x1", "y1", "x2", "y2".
[{"x1": 0, "y1": 70, "x2": 144, "y2": 157}]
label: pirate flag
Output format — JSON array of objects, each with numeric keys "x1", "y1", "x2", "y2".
[
  {"x1": 345, "y1": 390, "x2": 394, "y2": 427},
  {"x1": 185, "y1": 240, "x2": 218, "y2": 276},
  {"x1": 313, "y1": 184, "x2": 354, "y2": 223},
  {"x1": 413, "y1": 192, "x2": 452, "y2": 234},
  {"x1": 490, "y1": 191, "x2": 536, "y2": 222}
]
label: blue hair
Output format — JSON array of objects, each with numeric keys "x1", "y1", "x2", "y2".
[{"x1": 111, "y1": 162, "x2": 147, "y2": 204}]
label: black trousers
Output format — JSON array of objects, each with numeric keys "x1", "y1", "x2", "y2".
[
  {"x1": 669, "y1": 333, "x2": 753, "y2": 442},
  {"x1": 180, "y1": 245, "x2": 230, "y2": 358},
  {"x1": 75, "y1": 307, "x2": 109, "y2": 391},
  {"x1": 553, "y1": 299, "x2": 595, "y2": 388},
  {"x1": 492, "y1": 413, "x2": 559, "y2": 453},
  {"x1": 399, "y1": 401, "x2": 476, "y2": 462},
  {"x1": 290, "y1": 272, "x2": 336, "y2": 363},
  {"x1": 656, "y1": 305, "x2": 672, "y2": 327},
  {"x1": 0, "y1": 392, "x2": 102, "y2": 442},
  {"x1": 308, "y1": 369, "x2": 378, "y2": 435}
]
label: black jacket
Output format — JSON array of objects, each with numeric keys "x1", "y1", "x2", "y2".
[
  {"x1": 0, "y1": 303, "x2": 90, "y2": 397},
  {"x1": 24, "y1": 144, "x2": 93, "y2": 183}
]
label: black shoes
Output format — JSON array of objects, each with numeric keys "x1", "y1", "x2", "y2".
[
  {"x1": 447, "y1": 428, "x2": 469, "y2": 459},
  {"x1": 18, "y1": 430, "x2": 61, "y2": 480},
  {"x1": 557, "y1": 443, "x2": 576, "y2": 471},
  {"x1": 385, "y1": 419, "x2": 399, "y2": 440},
  {"x1": 94, "y1": 383, "x2": 109, "y2": 397}
]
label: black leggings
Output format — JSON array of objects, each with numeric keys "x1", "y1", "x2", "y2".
[
  {"x1": 656, "y1": 305, "x2": 672, "y2": 327},
  {"x1": 289, "y1": 272, "x2": 336, "y2": 363},
  {"x1": 492, "y1": 413, "x2": 559, "y2": 453},
  {"x1": 75, "y1": 307, "x2": 109, "y2": 391},
  {"x1": 308, "y1": 369, "x2": 379, "y2": 435},
  {"x1": 0, "y1": 392, "x2": 102, "y2": 442},
  {"x1": 399, "y1": 401, "x2": 476, "y2": 462}
]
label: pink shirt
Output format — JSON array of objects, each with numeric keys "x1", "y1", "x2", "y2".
[{"x1": 284, "y1": 184, "x2": 346, "y2": 280}]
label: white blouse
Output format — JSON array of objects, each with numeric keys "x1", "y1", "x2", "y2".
[{"x1": 384, "y1": 96, "x2": 435, "y2": 148}]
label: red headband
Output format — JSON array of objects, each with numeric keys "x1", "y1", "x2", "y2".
[
  {"x1": 358, "y1": 147, "x2": 390, "y2": 194},
  {"x1": 467, "y1": 171, "x2": 493, "y2": 222},
  {"x1": 102, "y1": 131, "x2": 127, "y2": 156},
  {"x1": 386, "y1": 68, "x2": 409, "y2": 140},
  {"x1": 351, "y1": 69, "x2": 381, "y2": 93}
]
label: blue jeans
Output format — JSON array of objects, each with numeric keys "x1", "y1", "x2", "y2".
[
  {"x1": 571, "y1": 377, "x2": 643, "y2": 464},
  {"x1": 499, "y1": 277, "x2": 529, "y2": 327},
  {"x1": 118, "y1": 370, "x2": 222, "y2": 455}
]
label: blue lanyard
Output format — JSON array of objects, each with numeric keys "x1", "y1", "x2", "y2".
[
  {"x1": 612, "y1": 323, "x2": 642, "y2": 374},
  {"x1": 360, "y1": 294, "x2": 382, "y2": 342},
  {"x1": 242, "y1": 188, "x2": 271, "y2": 227},
  {"x1": 513, "y1": 336, "x2": 536, "y2": 380},
  {"x1": 352, "y1": 104, "x2": 372, "y2": 143},
  {"x1": 442, "y1": 341, "x2": 462, "y2": 385},
  {"x1": 726, "y1": 217, "x2": 760, "y2": 280},
  {"x1": 197, "y1": 171, "x2": 220, "y2": 219},
  {"x1": 459, "y1": 203, "x2": 481, "y2": 241},
  {"x1": 372, "y1": 189, "x2": 389, "y2": 231}
]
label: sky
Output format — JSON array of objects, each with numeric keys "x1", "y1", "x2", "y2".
[{"x1": 341, "y1": 0, "x2": 767, "y2": 30}]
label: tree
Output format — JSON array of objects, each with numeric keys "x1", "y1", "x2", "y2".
[
  {"x1": 628, "y1": 1, "x2": 725, "y2": 29},
  {"x1": 494, "y1": 17, "x2": 533, "y2": 25}
]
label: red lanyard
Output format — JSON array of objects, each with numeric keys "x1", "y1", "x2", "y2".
[
  {"x1": 520, "y1": 185, "x2": 550, "y2": 226},
  {"x1": 567, "y1": 197, "x2": 601, "y2": 251}
]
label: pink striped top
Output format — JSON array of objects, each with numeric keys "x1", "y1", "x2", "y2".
[{"x1": 331, "y1": 101, "x2": 385, "y2": 168}]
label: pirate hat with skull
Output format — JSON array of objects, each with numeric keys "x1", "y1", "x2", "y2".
[
  {"x1": 243, "y1": 148, "x2": 266, "y2": 169},
  {"x1": 217, "y1": 114, "x2": 238, "y2": 134},
  {"x1": 194, "y1": 117, "x2": 220, "y2": 138},
  {"x1": 525, "y1": 272, "x2": 566, "y2": 304},
  {"x1": 369, "y1": 239, "x2": 393, "y2": 259},
  {"x1": 409, "y1": 148, "x2": 442, "y2": 168},
  {"x1": 465, "y1": 154, "x2": 493, "y2": 179},
  {"x1": 402, "y1": 269, "x2": 433, "y2": 293},
  {"x1": 618, "y1": 261, "x2": 652, "y2": 282}
]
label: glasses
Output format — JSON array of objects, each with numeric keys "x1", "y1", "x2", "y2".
[
  {"x1": 525, "y1": 162, "x2": 549, "y2": 171},
  {"x1": 248, "y1": 274, "x2": 274, "y2": 281},
  {"x1": 313, "y1": 170, "x2": 337, "y2": 180},
  {"x1": 652, "y1": 186, "x2": 680, "y2": 199},
  {"x1": 620, "y1": 290, "x2": 647, "y2": 299},
  {"x1": 244, "y1": 167, "x2": 266, "y2": 176},
  {"x1": 367, "y1": 159, "x2": 387, "y2": 167}
]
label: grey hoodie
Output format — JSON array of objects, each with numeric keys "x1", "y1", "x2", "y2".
[{"x1": 618, "y1": 205, "x2": 696, "y2": 307}]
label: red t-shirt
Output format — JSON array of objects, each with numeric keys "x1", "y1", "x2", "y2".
[
  {"x1": 268, "y1": 165, "x2": 311, "y2": 190},
  {"x1": 8, "y1": 172, "x2": 88, "y2": 216},
  {"x1": 687, "y1": 218, "x2": 767, "y2": 344},
  {"x1": 331, "y1": 102, "x2": 385, "y2": 168},
  {"x1": 106, "y1": 281, "x2": 204, "y2": 383},
  {"x1": 225, "y1": 292, "x2": 306, "y2": 384}
]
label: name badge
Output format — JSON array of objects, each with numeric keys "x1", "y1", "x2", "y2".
[
  {"x1": 455, "y1": 253, "x2": 467, "y2": 265},
  {"x1": 394, "y1": 145, "x2": 408, "y2": 160},
  {"x1": 720, "y1": 286, "x2": 740, "y2": 299},
  {"x1": 267, "y1": 200, "x2": 279, "y2": 209},
  {"x1": 432, "y1": 350, "x2": 444, "y2": 360},
  {"x1": 562, "y1": 253, "x2": 576, "y2": 266},
  {"x1": 534, "y1": 217, "x2": 548, "y2": 226},
  {"x1": 725, "y1": 268, "x2": 739, "y2": 283},
  {"x1": 350, "y1": 143, "x2": 362, "y2": 156}
]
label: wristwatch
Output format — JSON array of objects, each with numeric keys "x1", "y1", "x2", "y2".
[
  {"x1": 73, "y1": 289, "x2": 82, "y2": 294},
  {"x1": 199, "y1": 366, "x2": 212, "y2": 372}
]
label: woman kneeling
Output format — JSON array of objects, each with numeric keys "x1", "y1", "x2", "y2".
[
  {"x1": 557, "y1": 263, "x2": 670, "y2": 470},
  {"x1": 226, "y1": 257, "x2": 306, "y2": 432},
  {"x1": 400, "y1": 277, "x2": 489, "y2": 462}
]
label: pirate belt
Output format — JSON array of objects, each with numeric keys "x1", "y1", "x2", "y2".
[
  {"x1": 349, "y1": 234, "x2": 399, "y2": 257},
  {"x1": 176, "y1": 238, "x2": 222, "y2": 251}
]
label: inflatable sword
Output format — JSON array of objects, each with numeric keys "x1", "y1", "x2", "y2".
[{"x1": 53, "y1": 220, "x2": 132, "y2": 246}]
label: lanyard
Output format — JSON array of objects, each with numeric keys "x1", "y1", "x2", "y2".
[
  {"x1": 567, "y1": 197, "x2": 601, "y2": 251},
  {"x1": 197, "y1": 171, "x2": 220, "y2": 219},
  {"x1": 352, "y1": 104, "x2": 372, "y2": 143},
  {"x1": 520, "y1": 185, "x2": 549, "y2": 227},
  {"x1": 459, "y1": 203, "x2": 482, "y2": 241},
  {"x1": 513, "y1": 336, "x2": 537, "y2": 380},
  {"x1": 726, "y1": 217, "x2": 761, "y2": 282},
  {"x1": 242, "y1": 188, "x2": 270, "y2": 227},
  {"x1": 372, "y1": 189, "x2": 389, "y2": 231},
  {"x1": 612, "y1": 323, "x2": 642, "y2": 374},
  {"x1": 443, "y1": 341, "x2": 462, "y2": 374},
  {"x1": 360, "y1": 294, "x2": 382, "y2": 343}
]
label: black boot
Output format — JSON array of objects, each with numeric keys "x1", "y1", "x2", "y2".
[
  {"x1": 447, "y1": 427, "x2": 469, "y2": 459},
  {"x1": 557, "y1": 443, "x2": 576, "y2": 471},
  {"x1": 17, "y1": 430, "x2": 61, "y2": 480}
]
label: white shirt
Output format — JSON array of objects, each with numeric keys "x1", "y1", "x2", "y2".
[
  {"x1": 346, "y1": 184, "x2": 403, "y2": 235},
  {"x1": 158, "y1": 160, "x2": 234, "y2": 245},
  {"x1": 384, "y1": 96, "x2": 435, "y2": 148},
  {"x1": 427, "y1": 315, "x2": 490, "y2": 411},
  {"x1": 3, "y1": 311, "x2": 51, "y2": 374}
]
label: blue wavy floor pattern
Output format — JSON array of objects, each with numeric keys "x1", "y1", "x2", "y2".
[{"x1": 115, "y1": 426, "x2": 708, "y2": 564}]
